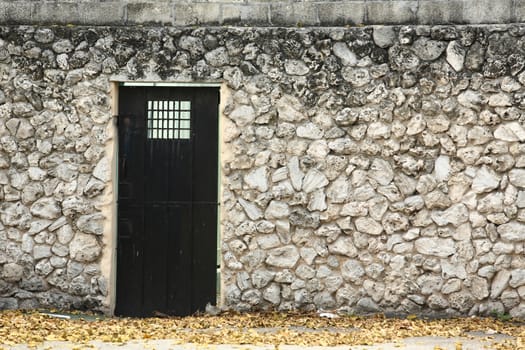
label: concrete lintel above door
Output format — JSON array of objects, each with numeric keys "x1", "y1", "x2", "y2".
[{"x1": 119, "y1": 81, "x2": 222, "y2": 88}]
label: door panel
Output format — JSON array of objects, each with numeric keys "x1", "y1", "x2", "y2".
[{"x1": 115, "y1": 86, "x2": 219, "y2": 317}]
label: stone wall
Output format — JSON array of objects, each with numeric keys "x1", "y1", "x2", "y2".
[
  {"x1": 1, "y1": 24, "x2": 525, "y2": 317},
  {"x1": 0, "y1": 1, "x2": 522, "y2": 27},
  {"x1": 218, "y1": 24, "x2": 525, "y2": 318},
  {"x1": 0, "y1": 26, "x2": 115, "y2": 311}
]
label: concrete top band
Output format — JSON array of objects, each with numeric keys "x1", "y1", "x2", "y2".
[{"x1": 0, "y1": 1, "x2": 523, "y2": 27}]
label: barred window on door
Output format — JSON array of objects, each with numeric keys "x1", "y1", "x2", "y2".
[{"x1": 147, "y1": 100, "x2": 191, "y2": 139}]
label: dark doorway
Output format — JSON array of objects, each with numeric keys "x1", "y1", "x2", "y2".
[{"x1": 115, "y1": 86, "x2": 219, "y2": 317}]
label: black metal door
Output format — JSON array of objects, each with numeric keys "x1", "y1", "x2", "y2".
[{"x1": 115, "y1": 86, "x2": 219, "y2": 317}]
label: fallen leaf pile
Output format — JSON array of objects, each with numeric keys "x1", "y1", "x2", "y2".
[{"x1": 0, "y1": 310, "x2": 524, "y2": 348}]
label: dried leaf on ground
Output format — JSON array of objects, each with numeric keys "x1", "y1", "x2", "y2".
[{"x1": 0, "y1": 310, "x2": 523, "y2": 349}]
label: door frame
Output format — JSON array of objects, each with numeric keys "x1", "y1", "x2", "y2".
[{"x1": 107, "y1": 81, "x2": 224, "y2": 315}]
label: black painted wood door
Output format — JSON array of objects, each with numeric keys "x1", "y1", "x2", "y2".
[{"x1": 116, "y1": 87, "x2": 219, "y2": 317}]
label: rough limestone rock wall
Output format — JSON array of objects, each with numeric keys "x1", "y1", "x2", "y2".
[
  {"x1": 0, "y1": 24, "x2": 525, "y2": 317},
  {"x1": 218, "y1": 25, "x2": 525, "y2": 318},
  {"x1": 0, "y1": 26, "x2": 114, "y2": 312}
]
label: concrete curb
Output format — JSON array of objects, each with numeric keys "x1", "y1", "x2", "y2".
[{"x1": 2, "y1": 333, "x2": 516, "y2": 350}]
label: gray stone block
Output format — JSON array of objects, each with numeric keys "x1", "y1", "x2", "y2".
[
  {"x1": 366, "y1": 0, "x2": 417, "y2": 25},
  {"x1": 173, "y1": 3, "x2": 221, "y2": 26},
  {"x1": 172, "y1": 4, "x2": 196, "y2": 26},
  {"x1": 31, "y1": 2, "x2": 80, "y2": 25},
  {"x1": 270, "y1": 2, "x2": 319, "y2": 26},
  {"x1": 223, "y1": 4, "x2": 269, "y2": 26},
  {"x1": 513, "y1": 0, "x2": 525, "y2": 22},
  {"x1": 0, "y1": 2, "x2": 32, "y2": 24},
  {"x1": 0, "y1": 0, "x2": 520, "y2": 26},
  {"x1": 0, "y1": 297, "x2": 17, "y2": 310},
  {"x1": 317, "y1": 1, "x2": 365, "y2": 26},
  {"x1": 125, "y1": 0, "x2": 172, "y2": 2},
  {"x1": 461, "y1": 0, "x2": 512, "y2": 24},
  {"x1": 126, "y1": 2, "x2": 172, "y2": 25},
  {"x1": 245, "y1": 0, "x2": 288, "y2": 2},
  {"x1": 417, "y1": 0, "x2": 464, "y2": 25},
  {"x1": 79, "y1": 3, "x2": 124, "y2": 26},
  {"x1": 203, "y1": 0, "x2": 245, "y2": 3}
]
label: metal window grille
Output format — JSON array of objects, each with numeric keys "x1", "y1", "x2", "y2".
[{"x1": 147, "y1": 100, "x2": 191, "y2": 139}]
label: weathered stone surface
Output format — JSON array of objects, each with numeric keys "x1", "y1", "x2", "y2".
[
  {"x1": 373, "y1": 26, "x2": 395, "y2": 48},
  {"x1": 179, "y1": 36, "x2": 205, "y2": 58},
  {"x1": 92, "y1": 157, "x2": 110, "y2": 183},
  {"x1": 302, "y1": 169, "x2": 329, "y2": 193},
  {"x1": 265, "y1": 200, "x2": 290, "y2": 220},
  {"x1": 368, "y1": 158, "x2": 393, "y2": 186},
  {"x1": 431, "y1": 204, "x2": 469, "y2": 227},
  {"x1": 307, "y1": 189, "x2": 326, "y2": 211},
  {"x1": 509, "y1": 169, "x2": 525, "y2": 189},
  {"x1": 497, "y1": 222, "x2": 525, "y2": 241},
  {"x1": 510, "y1": 270, "x2": 525, "y2": 288},
  {"x1": 0, "y1": 298, "x2": 17, "y2": 310},
  {"x1": 468, "y1": 126, "x2": 492, "y2": 145},
  {"x1": 413, "y1": 37, "x2": 447, "y2": 61},
  {"x1": 368, "y1": 196, "x2": 388, "y2": 221},
  {"x1": 356, "y1": 297, "x2": 381, "y2": 313},
  {"x1": 501, "y1": 289, "x2": 520, "y2": 309},
  {"x1": 434, "y1": 156, "x2": 451, "y2": 182},
  {"x1": 354, "y1": 217, "x2": 383, "y2": 236},
  {"x1": 54, "y1": 164, "x2": 78, "y2": 183},
  {"x1": 510, "y1": 304, "x2": 525, "y2": 318},
  {"x1": 406, "y1": 115, "x2": 426, "y2": 135},
  {"x1": 332, "y1": 42, "x2": 357, "y2": 66},
  {"x1": 30, "y1": 198, "x2": 61, "y2": 219},
  {"x1": 1, "y1": 263, "x2": 23, "y2": 282},
  {"x1": 288, "y1": 156, "x2": 304, "y2": 191},
  {"x1": 229, "y1": 105, "x2": 256, "y2": 127},
  {"x1": 244, "y1": 167, "x2": 268, "y2": 192},
  {"x1": 69, "y1": 233, "x2": 101, "y2": 263},
  {"x1": 389, "y1": 45, "x2": 420, "y2": 71},
  {"x1": 238, "y1": 198, "x2": 263, "y2": 220},
  {"x1": 34, "y1": 28, "x2": 54, "y2": 44},
  {"x1": 495, "y1": 122, "x2": 525, "y2": 142},
  {"x1": 33, "y1": 245, "x2": 52, "y2": 260},
  {"x1": 446, "y1": 41, "x2": 466, "y2": 71},
  {"x1": 265, "y1": 246, "x2": 299, "y2": 268},
  {"x1": 263, "y1": 283, "x2": 281, "y2": 305},
  {"x1": 56, "y1": 224, "x2": 74, "y2": 244},
  {"x1": 328, "y1": 237, "x2": 358, "y2": 257},
  {"x1": 442, "y1": 279, "x2": 461, "y2": 295},
  {"x1": 341, "y1": 260, "x2": 365, "y2": 282},
  {"x1": 449, "y1": 291, "x2": 475, "y2": 313},
  {"x1": 284, "y1": 60, "x2": 309, "y2": 76},
  {"x1": 342, "y1": 67, "x2": 370, "y2": 87},
  {"x1": 76, "y1": 214, "x2": 104, "y2": 235},
  {"x1": 441, "y1": 260, "x2": 467, "y2": 279},
  {"x1": 251, "y1": 269, "x2": 274, "y2": 289},
  {"x1": 205, "y1": 47, "x2": 229, "y2": 67},
  {"x1": 276, "y1": 95, "x2": 305, "y2": 122},
  {"x1": 61, "y1": 197, "x2": 93, "y2": 217},
  {"x1": 297, "y1": 123, "x2": 323, "y2": 140},
  {"x1": 489, "y1": 93, "x2": 513, "y2": 107},
  {"x1": 52, "y1": 39, "x2": 74, "y2": 54},
  {"x1": 457, "y1": 90, "x2": 481, "y2": 110},
  {"x1": 428, "y1": 294, "x2": 449, "y2": 310},
  {"x1": 472, "y1": 166, "x2": 500, "y2": 193},
  {"x1": 415, "y1": 238, "x2": 456, "y2": 258}
]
